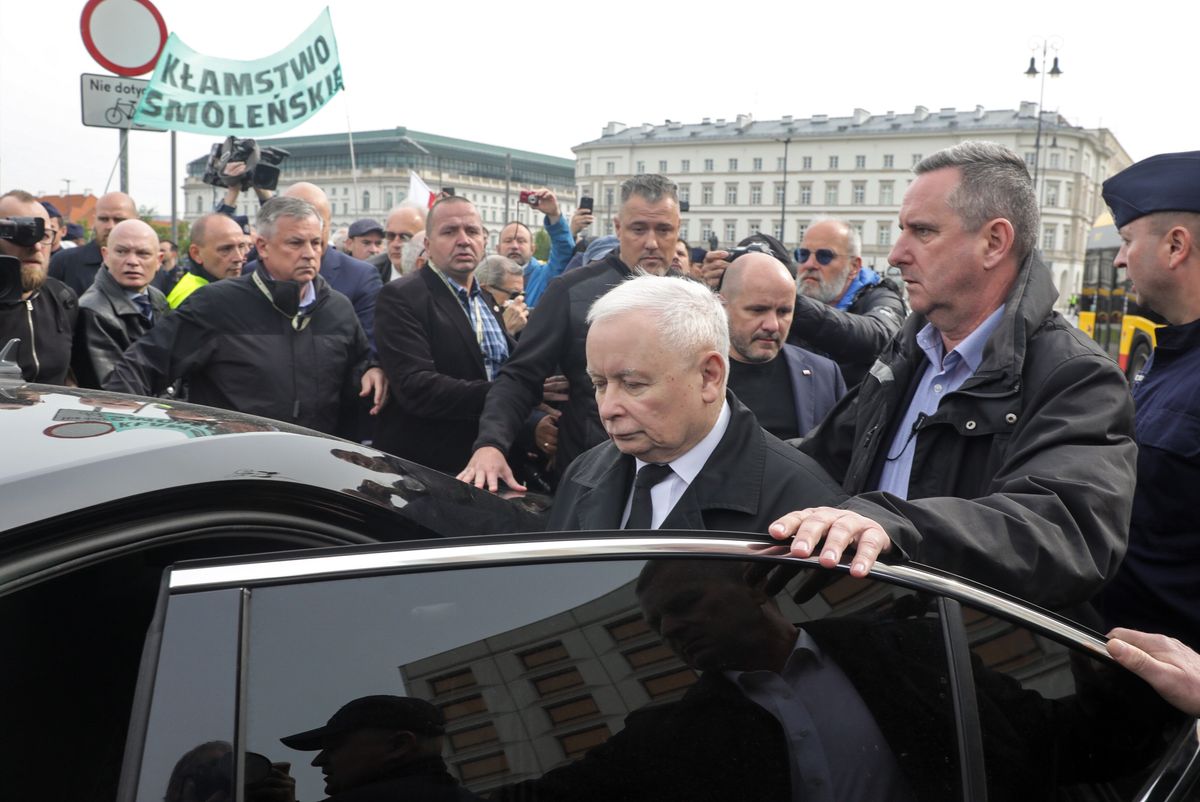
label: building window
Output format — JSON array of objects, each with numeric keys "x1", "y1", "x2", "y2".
[
  {"x1": 623, "y1": 641, "x2": 676, "y2": 669},
  {"x1": 704, "y1": 158, "x2": 714, "y2": 172},
  {"x1": 1024, "y1": 152, "x2": 1037, "y2": 169},
  {"x1": 825, "y1": 182, "x2": 840, "y2": 205},
  {"x1": 855, "y1": 155, "x2": 866, "y2": 169},
  {"x1": 449, "y1": 723, "x2": 499, "y2": 752},
  {"x1": 750, "y1": 183, "x2": 763, "y2": 205},
  {"x1": 385, "y1": 191, "x2": 394, "y2": 208},
  {"x1": 1063, "y1": 224, "x2": 1073, "y2": 251},
  {"x1": 559, "y1": 725, "x2": 611, "y2": 759},
  {"x1": 1068, "y1": 152, "x2": 1076, "y2": 170},
  {"x1": 801, "y1": 156, "x2": 812, "y2": 170},
  {"x1": 584, "y1": 162, "x2": 591, "y2": 176},
  {"x1": 1042, "y1": 224, "x2": 1056, "y2": 251},
  {"x1": 725, "y1": 183, "x2": 738, "y2": 205},
  {"x1": 1065, "y1": 183, "x2": 1074, "y2": 210},
  {"x1": 441, "y1": 695, "x2": 487, "y2": 722},
  {"x1": 796, "y1": 221, "x2": 809, "y2": 242},
  {"x1": 341, "y1": 202, "x2": 348, "y2": 215},
  {"x1": 773, "y1": 223, "x2": 784, "y2": 240},
  {"x1": 724, "y1": 220, "x2": 737, "y2": 242},
  {"x1": 545, "y1": 696, "x2": 601, "y2": 725},
  {"x1": 913, "y1": 153, "x2": 924, "y2": 167},
  {"x1": 774, "y1": 183, "x2": 785, "y2": 205},
  {"x1": 431, "y1": 669, "x2": 477, "y2": 696},
  {"x1": 701, "y1": 184, "x2": 714, "y2": 205},
  {"x1": 748, "y1": 220, "x2": 761, "y2": 236},
  {"x1": 852, "y1": 181, "x2": 866, "y2": 205},
  {"x1": 877, "y1": 222, "x2": 893, "y2": 246},
  {"x1": 658, "y1": 159, "x2": 667, "y2": 172},
  {"x1": 778, "y1": 157, "x2": 786, "y2": 170},
  {"x1": 606, "y1": 161, "x2": 615, "y2": 175},
  {"x1": 636, "y1": 161, "x2": 644, "y2": 174},
  {"x1": 196, "y1": 196, "x2": 203, "y2": 213},
  {"x1": 752, "y1": 157, "x2": 763, "y2": 171},
  {"x1": 679, "y1": 222, "x2": 688, "y2": 241},
  {"x1": 457, "y1": 752, "x2": 509, "y2": 782},
  {"x1": 520, "y1": 642, "x2": 569, "y2": 669},
  {"x1": 1049, "y1": 152, "x2": 1061, "y2": 169},
  {"x1": 677, "y1": 183, "x2": 690, "y2": 203},
  {"x1": 799, "y1": 182, "x2": 813, "y2": 205},
  {"x1": 728, "y1": 158, "x2": 738, "y2": 171},
  {"x1": 534, "y1": 667, "x2": 585, "y2": 696},
  {"x1": 879, "y1": 181, "x2": 894, "y2": 205},
  {"x1": 883, "y1": 154, "x2": 894, "y2": 169},
  {"x1": 828, "y1": 155, "x2": 839, "y2": 169},
  {"x1": 680, "y1": 159, "x2": 690, "y2": 172},
  {"x1": 851, "y1": 221, "x2": 864, "y2": 241},
  {"x1": 1045, "y1": 181, "x2": 1060, "y2": 207},
  {"x1": 362, "y1": 191, "x2": 370, "y2": 210},
  {"x1": 700, "y1": 220, "x2": 714, "y2": 244}
]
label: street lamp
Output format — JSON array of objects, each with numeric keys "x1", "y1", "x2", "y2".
[
  {"x1": 1024, "y1": 36, "x2": 1063, "y2": 197},
  {"x1": 776, "y1": 136, "x2": 792, "y2": 240}
]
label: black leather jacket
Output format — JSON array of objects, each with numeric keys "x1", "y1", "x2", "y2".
[{"x1": 73, "y1": 268, "x2": 168, "y2": 389}]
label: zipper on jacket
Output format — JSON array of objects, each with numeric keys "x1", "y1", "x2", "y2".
[{"x1": 25, "y1": 299, "x2": 38, "y2": 379}]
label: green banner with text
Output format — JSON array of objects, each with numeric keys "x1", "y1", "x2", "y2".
[{"x1": 133, "y1": 8, "x2": 342, "y2": 135}]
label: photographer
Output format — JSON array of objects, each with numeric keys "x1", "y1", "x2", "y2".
[
  {"x1": 0, "y1": 191, "x2": 78, "y2": 384},
  {"x1": 497, "y1": 187, "x2": 574, "y2": 308},
  {"x1": 205, "y1": 136, "x2": 289, "y2": 218}
]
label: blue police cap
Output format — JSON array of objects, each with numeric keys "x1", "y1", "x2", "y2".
[{"x1": 1102, "y1": 151, "x2": 1200, "y2": 229}]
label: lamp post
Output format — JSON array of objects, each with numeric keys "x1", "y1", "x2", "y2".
[
  {"x1": 1024, "y1": 37, "x2": 1063, "y2": 198},
  {"x1": 777, "y1": 136, "x2": 791, "y2": 240}
]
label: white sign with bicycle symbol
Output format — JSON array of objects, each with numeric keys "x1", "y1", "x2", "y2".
[{"x1": 80, "y1": 72, "x2": 164, "y2": 131}]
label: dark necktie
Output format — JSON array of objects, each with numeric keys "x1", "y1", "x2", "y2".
[
  {"x1": 132, "y1": 294, "x2": 153, "y2": 323},
  {"x1": 624, "y1": 463, "x2": 674, "y2": 530}
]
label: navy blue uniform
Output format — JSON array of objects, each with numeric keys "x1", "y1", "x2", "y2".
[{"x1": 1097, "y1": 319, "x2": 1200, "y2": 650}]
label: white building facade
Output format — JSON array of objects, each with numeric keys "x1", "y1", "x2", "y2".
[{"x1": 573, "y1": 104, "x2": 1130, "y2": 306}]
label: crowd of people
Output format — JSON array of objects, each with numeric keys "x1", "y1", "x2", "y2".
[{"x1": 1, "y1": 139, "x2": 1198, "y2": 745}]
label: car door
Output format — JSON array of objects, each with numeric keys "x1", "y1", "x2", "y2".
[{"x1": 119, "y1": 535, "x2": 1200, "y2": 802}]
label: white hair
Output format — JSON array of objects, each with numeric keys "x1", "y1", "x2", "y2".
[{"x1": 588, "y1": 275, "x2": 729, "y2": 373}]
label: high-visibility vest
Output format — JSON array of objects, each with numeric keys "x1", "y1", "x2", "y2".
[{"x1": 166, "y1": 271, "x2": 210, "y2": 309}]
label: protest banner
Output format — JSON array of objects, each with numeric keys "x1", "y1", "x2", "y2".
[{"x1": 133, "y1": 8, "x2": 342, "y2": 135}]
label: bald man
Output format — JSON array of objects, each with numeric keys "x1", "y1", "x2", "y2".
[
  {"x1": 73, "y1": 219, "x2": 168, "y2": 388},
  {"x1": 244, "y1": 182, "x2": 382, "y2": 348},
  {"x1": 50, "y1": 191, "x2": 138, "y2": 296},
  {"x1": 0, "y1": 189, "x2": 78, "y2": 383},
  {"x1": 371, "y1": 205, "x2": 426, "y2": 283},
  {"x1": 720, "y1": 251, "x2": 845, "y2": 440}
]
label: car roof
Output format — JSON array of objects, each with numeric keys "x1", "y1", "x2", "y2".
[{"x1": 0, "y1": 383, "x2": 547, "y2": 537}]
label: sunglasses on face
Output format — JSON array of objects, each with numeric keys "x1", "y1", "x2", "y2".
[
  {"x1": 796, "y1": 248, "x2": 840, "y2": 266},
  {"x1": 384, "y1": 232, "x2": 414, "y2": 242}
]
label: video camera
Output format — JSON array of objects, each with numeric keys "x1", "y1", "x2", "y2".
[
  {"x1": 0, "y1": 217, "x2": 45, "y2": 304},
  {"x1": 202, "y1": 137, "x2": 291, "y2": 192}
]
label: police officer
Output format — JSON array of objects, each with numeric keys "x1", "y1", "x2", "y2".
[{"x1": 1094, "y1": 151, "x2": 1200, "y2": 651}]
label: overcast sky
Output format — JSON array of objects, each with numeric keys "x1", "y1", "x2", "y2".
[{"x1": 1, "y1": 0, "x2": 1196, "y2": 216}]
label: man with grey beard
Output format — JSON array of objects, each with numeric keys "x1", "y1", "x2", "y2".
[{"x1": 0, "y1": 190, "x2": 78, "y2": 383}]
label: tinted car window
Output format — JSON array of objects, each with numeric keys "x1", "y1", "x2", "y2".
[
  {"x1": 240, "y1": 559, "x2": 960, "y2": 801},
  {"x1": 134, "y1": 589, "x2": 241, "y2": 802},
  {"x1": 958, "y1": 604, "x2": 1190, "y2": 801}
]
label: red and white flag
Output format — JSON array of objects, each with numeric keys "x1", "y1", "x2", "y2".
[{"x1": 406, "y1": 171, "x2": 436, "y2": 209}]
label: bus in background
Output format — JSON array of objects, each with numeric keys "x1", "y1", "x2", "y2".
[{"x1": 1078, "y1": 212, "x2": 1165, "y2": 381}]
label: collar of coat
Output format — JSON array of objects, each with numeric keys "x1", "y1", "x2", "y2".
[
  {"x1": 92, "y1": 266, "x2": 164, "y2": 316},
  {"x1": 567, "y1": 390, "x2": 766, "y2": 525},
  {"x1": 891, "y1": 250, "x2": 1056, "y2": 394}
]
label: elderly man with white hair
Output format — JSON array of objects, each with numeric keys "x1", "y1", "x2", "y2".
[{"x1": 546, "y1": 274, "x2": 844, "y2": 532}]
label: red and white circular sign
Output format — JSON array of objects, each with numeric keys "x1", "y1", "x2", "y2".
[{"x1": 80, "y1": 0, "x2": 168, "y2": 77}]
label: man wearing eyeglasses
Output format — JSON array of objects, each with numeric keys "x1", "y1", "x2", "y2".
[
  {"x1": 371, "y1": 205, "x2": 427, "y2": 283},
  {"x1": 0, "y1": 190, "x2": 78, "y2": 384}
]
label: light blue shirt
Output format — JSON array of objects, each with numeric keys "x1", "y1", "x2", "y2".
[{"x1": 876, "y1": 305, "x2": 1006, "y2": 499}]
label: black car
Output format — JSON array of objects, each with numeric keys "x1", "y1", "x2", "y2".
[{"x1": 2, "y1": 383, "x2": 1198, "y2": 801}]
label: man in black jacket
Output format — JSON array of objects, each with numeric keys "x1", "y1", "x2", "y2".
[
  {"x1": 769, "y1": 142, "x2": 1136, "y2": 610},
  {"x1": 73, "y1": 219, "x2": 168, "y2": 388},
  {"x1": 49, "y1": 191, "x2": 137, "y2": 296},
  {"x1": 547, "y1": 275, "x2": 844, "y2": 532},
  {"x1": 0, "y1": 190, "x2": 77, "y2": 384},
  {"x1": 105, "y1": 197, "x2": 385, "y2": 436},
  {"x1": 460, "y1": 174, "x2": 684, "y2": 492}
]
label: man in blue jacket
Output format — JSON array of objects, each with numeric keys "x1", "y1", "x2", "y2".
[{"x1": 497, "y1": 187, "x2": 575, "y2": 308}]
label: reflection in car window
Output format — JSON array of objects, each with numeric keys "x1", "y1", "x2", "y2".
[
  {"x1": 959, "y1": 605, "x2": 1189, "y2": 800},
  {"x1": 242, "y1": 559, "x2": 963, "y2": 801}
]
